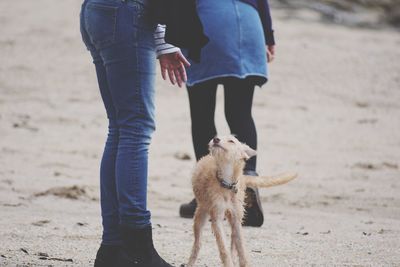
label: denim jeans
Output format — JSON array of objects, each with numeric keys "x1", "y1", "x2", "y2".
[{"x1": 80, "y1": 0, "x2": 156, "y2": 245}]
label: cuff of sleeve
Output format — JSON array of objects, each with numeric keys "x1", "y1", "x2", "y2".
[
  {"x1": 265, "y1": 30, "x2": 275, "y2": 46},
  {"x1": 156, "y1": 46, "x2": 181, "y2": 58}
]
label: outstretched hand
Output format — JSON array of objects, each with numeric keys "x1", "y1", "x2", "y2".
[{"x1": 158, "y1": 51, "x2": 191, "y2": 87}]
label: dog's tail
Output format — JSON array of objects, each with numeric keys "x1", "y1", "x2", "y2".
[{"x1": 243, "y1": 172, "x2": 297, "y2": 188}]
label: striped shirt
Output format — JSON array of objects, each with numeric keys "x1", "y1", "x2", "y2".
[{"x1": 154, "y1": 24, "x2": 180, "y2": 57}]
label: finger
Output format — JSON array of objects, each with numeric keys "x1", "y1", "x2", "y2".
[
  {"x1": 172, "y1": 63, "x2": 183, "y2": 87},
  {"x1": 160, "y1": 64, "x2": 167, "y2": 80},
  {"x1": 175, "y1": 70, "x2": 183, "y2": 88},
  {"x1": 179, "y1": 63, "x2": 187, "y2": 82},
  {"x1": 174, "y1": 69, "x2": 182, "y2": 88},
  {"x1": 177, "y1": 53, "x2": 191, "y2": 67},
  {"x1": 167, "y1": 67, "x2": 176, "y2": 85}
]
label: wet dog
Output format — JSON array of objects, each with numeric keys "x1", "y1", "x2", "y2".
[{"x1": 187, "y1": 135, "x2": 297, "y2": 267}]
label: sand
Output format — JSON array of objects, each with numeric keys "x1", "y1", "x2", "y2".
[{"x1": 0, "y1": 0, "x2": 400, "y2": 266}]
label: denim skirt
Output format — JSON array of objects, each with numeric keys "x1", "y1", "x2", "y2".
[{"x1": 185, "y1": 0, "x2": 268, "y2": 87}]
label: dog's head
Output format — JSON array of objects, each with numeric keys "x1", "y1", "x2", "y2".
[{"x1": 208, "y1": 135, "x2": 256, "y2": 163}]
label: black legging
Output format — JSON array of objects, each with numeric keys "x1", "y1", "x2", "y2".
[{"x1": 187, "y1": 77, "x2": 257, "y2": 171}]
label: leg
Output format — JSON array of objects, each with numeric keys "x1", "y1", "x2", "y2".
[
  {"x1": 92, "y1": 50, "x2": 122, "y2": 245},
  {"x1": 223, "y1": 78, "x2": 257, "y2": 172},
  {"x1": 228, "y1": 213, "x2": 238, "y2": 265},
  {"x1": 187, "y1": 207, "x2": 208, "y2": 267},
  {"x1": 101, "y1": 39, "x2": 156, "y2": 228},
  {"x1": 80, "y1": 0, "x2": 121, "y2": 246},
  {"x1": 80, "y1": 4, "x2": 123, "y2": 266},
  {"x1": 230, "y1": 234, "x2": 237, "y2": 266},
  {"x1": 227, "y1": 210, "x2": 250, "y2": 267},
  {"x1": 210, "y1": 210, "x2": 234, "y2": 267},
  {"x1": 187, "y1": 80, "x2": 218, "y2": 161}
]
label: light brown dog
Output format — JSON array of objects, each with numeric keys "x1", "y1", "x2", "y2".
[{"x1": 187, "y1": 135, "x2": 297, "y2": 267}]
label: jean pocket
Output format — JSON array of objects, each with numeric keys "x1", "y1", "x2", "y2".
[
  {"x1": 126, "y1": 0, "x2": 155, "y2": 30},
  {"x1": 85, "y1": 3, "x2": 118, "y2": 49}
]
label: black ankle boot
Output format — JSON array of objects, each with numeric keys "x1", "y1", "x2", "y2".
[
  {"x1": 179, "y1": 198, "x2": 197, "y2": 218},
  {"x1": 117, "y1": 225, "x2": 173, "y2": 267},
  {"x1": 242, "y1": 170, "x2": 264, "y2": 227},
  {"x1": 94, "y1": 244, "x2": 121, "y2": 267}
]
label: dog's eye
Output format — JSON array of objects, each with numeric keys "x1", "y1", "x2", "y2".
[{"x1": 228, "y1": 140, "x2": 235, "y2": 143}]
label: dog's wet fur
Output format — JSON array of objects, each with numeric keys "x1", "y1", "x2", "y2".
[{"x1": 187, "y1": 135, "x2": 297, "y2": 267}]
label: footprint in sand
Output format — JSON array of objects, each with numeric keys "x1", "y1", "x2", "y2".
[
  {"x1": 357, "y1": 118, "x2": 378, "y2": 124},
  {"x1": 174, "y1": 152, "x2": 191, "y2": 161},
  {"x1": 32, "y1": 220, "x2": 51, "y2": 227},
  {"x1": 355, "y1": 101, "x2": 369, "y2": 108},
  {"x1": 34, "y1": 185, "x2": 96, "y2": 201},
  {"x1": 353, "y1": 162, "x2": 399, "y2": 170},
  {"x1": 0, "y1": 39, "x2": 15, "y2": 47},
  {"x1": 12, "y1": 114, "x2": 39, "y2": 132}
]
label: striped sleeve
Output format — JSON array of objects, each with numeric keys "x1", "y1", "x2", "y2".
[{"x1": 154, "y1": 24, "x2": 180, "y2": 57}]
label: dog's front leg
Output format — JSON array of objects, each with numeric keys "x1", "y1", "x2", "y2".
[
  {"x1": 230, "y1": 209, "x2": 250, "y2": 267},
  {"x1": 211, "y1": 210, "x2": 234, "y2": 267},
  {"x1": 227, "y1": 212, "x2": 238, "y2": 266},
  {"x1": 187, "y1": 207, "x2": 208, "y2": 267}
]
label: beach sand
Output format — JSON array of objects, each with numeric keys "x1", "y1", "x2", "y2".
[{"x1": 0, "y1": 0, "x2": 399, "y2": 266}]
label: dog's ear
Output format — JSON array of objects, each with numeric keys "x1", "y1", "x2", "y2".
[{"x1": 241, "y1": 144, "x2": 257, "y2": 160}]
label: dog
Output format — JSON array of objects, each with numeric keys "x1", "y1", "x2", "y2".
[{"x1": 187, "y1": 135, "x2": 297, "y2": 267}]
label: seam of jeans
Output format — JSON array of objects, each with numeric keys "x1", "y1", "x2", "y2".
[{"x1": 133, "y1": 42, "x2": 145, "y2": 116}]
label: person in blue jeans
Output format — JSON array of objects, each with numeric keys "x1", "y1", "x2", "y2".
[{"x1": 80, "y1": 0, "x2": 189, "y2": 266}]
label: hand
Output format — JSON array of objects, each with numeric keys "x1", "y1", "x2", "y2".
[
  {"x1": 266, "y1": 45, "x2": 275, "y2": 63},
  {"x1": 158, "y1": 51, "x2": 191, "y2": 87}
]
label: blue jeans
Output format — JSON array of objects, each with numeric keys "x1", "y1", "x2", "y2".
[{"x1": 80, "y1": 0, "x2": 156, "y2": 245}]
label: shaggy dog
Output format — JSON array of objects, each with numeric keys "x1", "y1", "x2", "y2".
[{"x1": 187, "y1": 135, "x2": 297, "y2": 267}]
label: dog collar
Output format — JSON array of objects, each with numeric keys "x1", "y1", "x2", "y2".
[{"x1": 220, "y1": 179, "x2": 238, "y2": 193}]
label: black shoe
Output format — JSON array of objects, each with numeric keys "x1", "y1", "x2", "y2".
[
  {"x1": 179, "y1": 198, "x2": 197, "y2": 218},
  {"x1": 242, "y1": 170, "x2": 264, "y2": 227},
  {"x1": 94, "y1": 244, "x2": 121, "y2": 267},
  {"x1": 117, "y1": 225, "x2": 173, "y2": 267}
]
